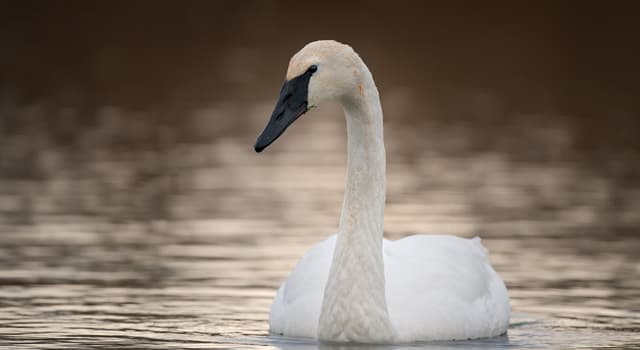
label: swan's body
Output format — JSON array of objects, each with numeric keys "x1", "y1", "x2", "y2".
[
  {"x1": 270, "y1": 234, "x2": 509, "y2": 342},
  {"x1": 255, "y1": 40, "x2": 510, "y2": 343}
]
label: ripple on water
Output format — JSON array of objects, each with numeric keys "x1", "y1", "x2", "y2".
[{"x1": 0, "y1": 113, "x2": 639, "y2": 349}]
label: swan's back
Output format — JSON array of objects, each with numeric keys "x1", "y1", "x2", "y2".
[
  {"x1": 383, "y1": 235, "x2": 510, "y2": 341},
  {"x1": 269, "y1": 234, "x2": 510, "y2": 342}
]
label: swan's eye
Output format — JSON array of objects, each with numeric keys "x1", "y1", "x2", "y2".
[{"x1": 309, "y1": 65, "x2": 318, "y2": 73}]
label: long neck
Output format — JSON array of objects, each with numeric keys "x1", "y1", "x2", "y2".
[
  {"x1": 317, "y1": 67, "x2": 394, "y2": 343},
  {"x1": 339, "y1": 88, "x2": 386, "y2": 244}
]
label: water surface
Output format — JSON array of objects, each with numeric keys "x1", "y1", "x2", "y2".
[{"x1": 0, "y1": 99, "x2": 638, "y2": 349}]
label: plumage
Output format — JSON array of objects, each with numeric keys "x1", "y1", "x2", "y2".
[
  {"x1": 256, "y1": 40, "x2": 510, "y2": 343},
  {"x1": 270, "y1": 235, "x2": 510, "y2": 342}
]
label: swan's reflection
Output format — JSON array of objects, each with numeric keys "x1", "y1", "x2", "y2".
[{"x1": 264, "y1": 333, "x2": 510, "y2": 350}]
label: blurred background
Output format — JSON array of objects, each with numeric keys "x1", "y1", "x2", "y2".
[{"x1": 0, "y1": 1, "x2": 639, "y2": 349}]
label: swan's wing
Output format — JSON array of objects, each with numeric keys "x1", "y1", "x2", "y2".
[
  {"x1": 269, "y1": 234, "x2": 336, "y2": 338},
  {"x1": 270, "y1": 234, "x2": 509, "y2": 341},
  {"x1": 383, "y1": 235, "x2": 510, "y2": 341}
]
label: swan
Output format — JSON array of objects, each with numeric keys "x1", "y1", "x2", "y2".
[{"x1": 254, "y1": 40, "x2": 510, "y2": 343}]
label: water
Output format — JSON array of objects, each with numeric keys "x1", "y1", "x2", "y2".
[{"x1": 0, "y1": 98, "x2": 638, "y2": 350}]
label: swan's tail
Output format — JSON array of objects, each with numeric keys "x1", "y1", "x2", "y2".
[{"x1": 471, "y1": 236, "x2": 489, "y2": 257}]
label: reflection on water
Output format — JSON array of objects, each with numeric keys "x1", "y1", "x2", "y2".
[
  {"x1": 0, "y1": 98, "x2": 638, "y2": 349},
  {"x1": 2, "y1": 1, "x2": 639, "y2": 348}
]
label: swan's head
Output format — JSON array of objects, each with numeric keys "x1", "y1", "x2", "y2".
[{"x1": 254, "y1": 40, "x2": 361, "y2": 152}]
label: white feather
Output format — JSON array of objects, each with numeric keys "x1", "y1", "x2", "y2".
[
  {"x1": 270, "y1": 234, "x2": 510, "y2": 342},
  {"x1": 265, "y1": 40, "x2": 510, "y2": 343}
]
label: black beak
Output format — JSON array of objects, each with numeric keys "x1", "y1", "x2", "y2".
[{"x1": 254, "y1": 68, "x2": 314, "y2": 152}]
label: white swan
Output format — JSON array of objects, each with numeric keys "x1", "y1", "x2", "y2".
[{"x1": 254, "y1": 40, "x2": 510, "y2": 343}]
